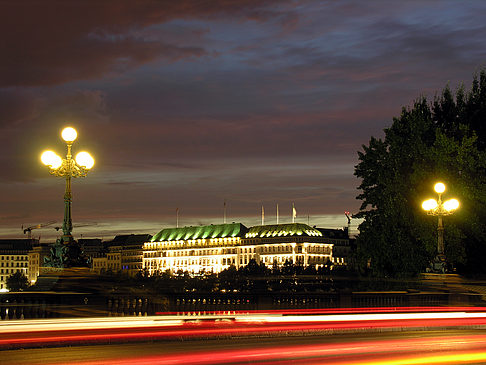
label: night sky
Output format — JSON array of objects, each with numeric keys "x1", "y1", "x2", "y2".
[{"x1": 1, "y1": 1, "x2": 486, "y2": 240}]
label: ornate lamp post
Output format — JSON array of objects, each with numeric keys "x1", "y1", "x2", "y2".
[
  {"x1": 422, "y1": 182, "x2": 459, "y2": 267},
  {"x1": 41, "y1": 127, "x2": 94, "y2": 246}
]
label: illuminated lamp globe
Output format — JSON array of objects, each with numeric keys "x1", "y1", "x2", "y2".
[
  {"x1": 61, "y1": 127, "x2": 77, "y2": 142},
  {"x1": 434, "y1": 182, "x2": 446, "y2": 194},
  {"x1": 443, "y1": 198, "x2": 460, "y2": 212},
  {"x1": 422, "y1": 198, "x2": 438, "y2": 211},
  {"x1": 41, "y1": 150, "x2": 62, "y2": 169},
  {"x1": 75, "y1": 151, "x2": 95, "y2": 169}
]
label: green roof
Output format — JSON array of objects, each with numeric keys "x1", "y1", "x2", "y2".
[
  {"x1": 245, "y1": 223, "x2": 323, "y2": 238},
  {"x1": 151, "y1": 223, "x2": 248, "y2": 242}
]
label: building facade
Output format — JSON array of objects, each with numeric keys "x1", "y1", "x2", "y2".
[
  {"x1": 0, "y1": 239, "x2": 37, "y2": 291},
  {"x1": 27, "y1": 243, "x2": 51, "y2": 284},
  {"x1": 143, "y1": 223, "x2": 334, "y2": 275},
  {"x1": 144, "y1": 223, "x2": 246, "y2": 274},
  {"x1": 317, "y1": 228, "x2": 353, "y2": 267},
  {"x1": 90, "y1": 234, "x2": 151, "y2": 275}
]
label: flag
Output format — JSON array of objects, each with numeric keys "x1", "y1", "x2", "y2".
[
  {"x1": 261, "y1": 205, "x2": 265, "y2": 225},
  {"x1": 292, "y1": 203, "x2": 297, "y2": 223}
]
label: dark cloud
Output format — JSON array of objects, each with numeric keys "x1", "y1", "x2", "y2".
[
  {"x1": 0, "y1": 89, "x2": 40, "y2": 127},
  {"x1": 1, "y1": 1, "x2": 486, "y2": 239},
  {"x1": 0, "y1": 0, "x2": 287, "y2": 87}
]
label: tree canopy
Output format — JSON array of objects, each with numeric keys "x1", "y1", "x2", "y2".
[
  {"x1": 355, "y1": 70, "x2": 486, "y2": 277},
  {"x1": 6, "y1": 271, "x2": 30, "y2": 291}
]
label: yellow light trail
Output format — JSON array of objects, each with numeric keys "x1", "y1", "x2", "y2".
[{"x1": 339, "y1": 351, "x2": 486, "y2": 365}]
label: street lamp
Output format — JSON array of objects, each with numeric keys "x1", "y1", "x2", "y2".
[
  {"x1": 421, "y1": 182, "x2": 459, "y2": 262},
  {"x1": 41, "y1": 127, "x2": 94, "y2": 244}
]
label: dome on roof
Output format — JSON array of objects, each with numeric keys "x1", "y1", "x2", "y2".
[{"x1": 245, "y1": 223, "x2": 322, "y2": 238}]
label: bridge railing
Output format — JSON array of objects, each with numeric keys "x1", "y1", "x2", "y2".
[{"x1": 1, "y1": 290, "x2": 483, "y2": 320}]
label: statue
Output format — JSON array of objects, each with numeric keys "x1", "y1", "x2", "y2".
[{"x1": 44, "y1": 239, "x2": 88, "y2": 268}]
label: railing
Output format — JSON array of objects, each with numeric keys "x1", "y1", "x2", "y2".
[
  {"x1": 1, "y1": 290, "x2": 484, "y2": 320},
  {"x1": 0, "y1": 293, "x2": 96, "y2": 320}
]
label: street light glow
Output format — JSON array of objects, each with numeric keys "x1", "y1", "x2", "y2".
[
  {"x1": 434, "y1": 182, "x2": 446, "y2": 194},
  {"x1": 41, "y1": 126, "x2": 94, "y2": 246},
  {"x1": 422, "y1": 199, "x2": 438, "y2": 211},
  {"x1": 444, "y1": 198, "x2": 460, "y2": 212},
  {"x1": 75, "y1": 151, "x2": 95, "y2": 169},
  {"x1": 40, "y1": 150, "x2": 62, "y2": 169},
  {"x1": 61, "y1": 127, "x2": 77, "y2": 142},
  {"x1": 422, "y1": 181, "x2": 459, "y2": 263}
]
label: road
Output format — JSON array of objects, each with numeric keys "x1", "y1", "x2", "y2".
[
  {"x1": 2, "y1": 307, "x2": 486, "y2": 364},
  {"x1": 4, "y1": 330, "x2": 486, "y2": 364}
]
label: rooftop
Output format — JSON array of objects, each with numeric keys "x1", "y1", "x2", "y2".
[
  {"x1": 245, "y1": 223, "x2": 323, "y2": 238},
  {"x1": 107, "y1": 234, "x2": 152, "y2": 246},
  {"x1": 151, "y1": 223, "x2": 248, "y2": 242},
  {"x1": 0, "y1": 239, "x2": 37, "y2": 252}
]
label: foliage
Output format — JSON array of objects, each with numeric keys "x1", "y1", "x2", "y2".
[
  {"x1": 355, "y1": 70, "x2": 486, "y2": 277},
  {"x1": 6, "y1": 271, "x2": 30, "y2": 291},
  {"x1": 101, "y1": 260, "x2": 342, "y2": 294}
]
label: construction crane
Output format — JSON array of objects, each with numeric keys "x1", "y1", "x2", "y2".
[
  {"x1": 22, "y1": 221, "x2": 56, "y2": 239},
  {"x1": 54, "y1": 222, "x2": 98, "y2": 232}
]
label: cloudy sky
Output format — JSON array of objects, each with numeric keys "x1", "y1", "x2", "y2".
[{"x1": 1, "y1": 0, "x2": 486, "y2": 240}]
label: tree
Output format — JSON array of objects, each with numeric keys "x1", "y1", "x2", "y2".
[
  {"x1": 355, "y1": 99, "x2": 435, "y2": 277},
  {"x1": 6, "y1": 271, "x2": 30, "y2": 291},
  {"x1": 355, "y1": 70, "x2": 486, "y2": 277},
  {"x1": 431, "y1": 72, "x2": 486, "y2": 274},
  {"x1": 219, "y1": 265, "x2": 239, "y2": 292}
]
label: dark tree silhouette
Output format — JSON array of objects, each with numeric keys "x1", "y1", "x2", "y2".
[
  {"x1": 355, "y1": 70, "x2": 486, "y2": 277},
  {"x1": 6, "y1": 271, "x2": 30, "y2": 291}
]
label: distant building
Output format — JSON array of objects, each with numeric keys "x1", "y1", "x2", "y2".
[
  {"x1": 95, "y1": 234, "x2": 152, "y2": 275},
  {"x1": 107, "y1": 251, "x2": 121, "y2": 272},
  {"x1": 0, "y1": 239, "x2": 40, "y2": 290},
  {"x1": 143, "y1": 223, "x2": 334, "y2": 275},
  {"x1": 78, "y1": 238, "x2": 105, "y2": 259},
  {"x1": 92, "y1": 256, "x2": 107, "y2": 273},
  {"x1": 28, "y1": 243, "x2": 51, "y2": 284},
  {"x1": 317, "y1": 227, "x2": 354, "y2": 267},
  {"x1": 79, "y1": 238, "x2": 106, "y2": 272}
]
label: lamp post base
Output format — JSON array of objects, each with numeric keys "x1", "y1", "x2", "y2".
[{"x1": 428, "y1": 254, "x2": 447, "y2": 274}]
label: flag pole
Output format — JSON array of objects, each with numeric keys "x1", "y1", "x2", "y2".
[{"x1": 224, "y1": 200, "x2": 227, "y2": 224}]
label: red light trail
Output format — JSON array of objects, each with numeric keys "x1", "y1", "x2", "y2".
[{"x1": 2, "y1": 306, "x2": 486, "y2": 350}]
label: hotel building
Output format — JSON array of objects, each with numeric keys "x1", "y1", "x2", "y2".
[{"x1": 143, "y1": 222, "x2": 335, "y2": 275}]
